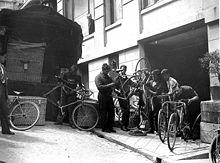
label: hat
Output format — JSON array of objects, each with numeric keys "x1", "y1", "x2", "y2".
[
  {"x1": 120, "y1": 65, "x2": 127, "y2": 69},
  {"x1": 102, "y1": 63, "x2": 111, "y2": 71}
]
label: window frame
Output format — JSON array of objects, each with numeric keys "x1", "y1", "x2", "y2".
[{"x1": 104, "y1": 0, "x2": 122, "y2": 27}]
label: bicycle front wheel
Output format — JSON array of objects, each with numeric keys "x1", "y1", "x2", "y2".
[
  {"x1": 72, "y1": 103, "x2": 99, "y2": 131},
  {"x1": 158, "y1": 109, "x2": 168, "y2": 143},
  {"x1": 209, "y1": 134, "x2": 220, "y2": 163},
  {"x1": 167, "y1": 113, "x2": 178, "y2": 151},
  {"x1": 9, "y1": 101, "x2": 40, "y2": 131}
]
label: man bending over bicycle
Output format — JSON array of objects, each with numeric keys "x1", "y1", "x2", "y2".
[
  {"x1": 54, "y1": 64, "x2": 82, "y2": 128},
  {"x1": 173, "y1": 85, "x2": 200, "y2": 131}
]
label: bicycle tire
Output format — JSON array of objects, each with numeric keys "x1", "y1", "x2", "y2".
[
  {"x1": 72, "y1": 103, "x2": 99, "y2": 131},
  {"x1": 158, "y1": 109, "x2": 168, "y2": 143},
  {"x1": 190, "y1": 113, "x2": 201, "y2": 140},
  {"x1": 167, "y1": 113, "x2": 177, "y2": 151},
  {"x1": 9, "y1": 101, "x2": 40, "y2": 131},
  {"x1": 135, "y1": 57, "x2": 151, "y2": 73},
  {"x1": 122, "y1": 75, "x2": 139, "y2": 97},
  {"x1": 209, "y1": 134, "x2": 220, "y2": 163}
]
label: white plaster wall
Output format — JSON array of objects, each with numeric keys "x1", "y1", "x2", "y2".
[
  {"x1": 105, "y1": 0, "x2": 139, "y2": 51},
  {"x1": 141, "y1": 0, "x2": 204, "y2": 38},
  {"x1": 119, "y1": 47, "x2": 140, "y2": 75},
  {"x1": 81, "y1": 36, "x2": 95, "y2": 62}
]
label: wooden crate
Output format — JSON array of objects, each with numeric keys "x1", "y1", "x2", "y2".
[
  {"x1": 200, "y1": 100, "x2": 220, "y2": 143},
  {"x1": 200, "y1": 121, "x2": 220, "y2": 143},
  {"x1": 8, "y1": 95, "x2": 47, "y2": 126}
]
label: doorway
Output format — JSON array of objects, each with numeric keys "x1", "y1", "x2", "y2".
[{"x1": 141, "y1": 25, "x2": 210, "y2": 101}]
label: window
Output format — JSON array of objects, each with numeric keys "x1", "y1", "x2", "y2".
[
  {"x1": 105, "y1": 0, "x2": 122, "y2": 27},
  {"x1": 142, "y1": 0, "x2": 160, "y2": 9},
  {"x1": 73, "y1": 0, "x2": 95, "y2": 36}
]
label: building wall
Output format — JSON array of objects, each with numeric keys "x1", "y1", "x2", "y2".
[
  {"x1": 59, "y1": 0, "x2": 219, "y2": 99},
  {"x1": 0, "y1": 0, "x2": 24, "y2": 10}
]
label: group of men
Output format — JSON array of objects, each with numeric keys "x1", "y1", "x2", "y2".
[
  {"x1": 0, "y1": 54, "x2": 200, "y2": 136},
  {"x1": 95, "y1": 62, "x2": 200, "y2": 135}
]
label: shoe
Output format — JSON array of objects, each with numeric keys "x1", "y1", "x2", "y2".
[
  {"x1": 2, "y1": 131, "x2": 15, "y2": 135},
  {"x1": 102, "y1": 129, "x2": 111, "y2": 133},
  {"x1": 121, "y1": 126, "x2": 130, "y2": 131},
  {"x1": 54, "y1": 121, "x2": 63, "y2": 125},
  {"x1": 109, "y1": 129, "x2": 116, "y2": 133}
]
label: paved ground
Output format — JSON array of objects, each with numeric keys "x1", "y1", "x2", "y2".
[
  {"x1": 0, "y1": 122, "x2": 151, "y2": 163},
  {"x1": 0, "y1": 121, "x2": 211, "y2": 163},
  {"x1": 92, "y1": 127, "x2": 211, "y2": 163}
]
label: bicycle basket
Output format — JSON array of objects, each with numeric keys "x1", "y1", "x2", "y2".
[{"x1": 77, "y1": 89, "x2": 93, "y2": 99}]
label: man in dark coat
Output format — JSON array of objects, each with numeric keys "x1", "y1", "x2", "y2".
[
  {"x1": 95, "y1": 63, "x2": 116, "y2": 133},
  {"x1": 0, "y1": 54, "x2": 14, "y2": 135}
]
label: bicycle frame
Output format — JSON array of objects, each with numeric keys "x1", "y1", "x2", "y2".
[
  {"x1": 43, "y1": 82, "x2": 92, "y2": 116},
  {"x1": 8, "y1": 91, "x2": 24, "y2": 109},
  {"x1": 113, "y1": 68, "x2": 148, "y2": 101},
  {"x1": 151, "y1": 94, "x2": 171, "y2": 111}
]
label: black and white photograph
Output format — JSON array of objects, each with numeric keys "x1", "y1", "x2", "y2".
[{"x1": 0, "y1": 0, "x2": 219, "y2": 163}]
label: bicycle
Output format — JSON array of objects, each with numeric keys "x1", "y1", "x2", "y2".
[
  {"x1": 113, "y1": 57, "x2": 151, "y2": 129},
  {"x1": 166, "y1": 100, "x2": 201, "y2": 151},
  {"x1": 43, "y1": 77, "x2": 99, "y2": 131},
  {"x1": 8, "y1": 91, "x2": 40, "y2": 131},
  {"x1": 209, "y1": 129, "x2": 220, "y2": 163},
  {"x1": 155, "y1": 94, "x2": 172, "y2": 142}
]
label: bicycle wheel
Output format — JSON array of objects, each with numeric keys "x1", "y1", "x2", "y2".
[
  {"x1": 167, "y1": 113, "x2": 178, "y2": 151},
  {"x1": 135, "y1": 57, "x2": 151, "y2": 73},
  {"x1": 158, "y1": 109, "x2": 168, "y2": 143},
  {"x1": 9, "y1": 101, "x2": 40, "y2": 131},
  {"x1": 209, "y1": 134, "x2": 220, "y2": 163},
  {"x1": 190, "y1": 113, "x2": 201, "y2": 140},
  {"x1": 72, "y1": 103, "x2": 99, "y2": 131},
  {"x1": 122, "y1": 75, "x2": 139, "y2": 96}
]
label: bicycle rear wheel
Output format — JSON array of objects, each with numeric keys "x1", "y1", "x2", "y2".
[
  {"x1": 9, "y1": 101, "x2": 40, "y2": 131},
  {"x1": 209, "y1": 135, "x2": 220, "y2": 163},
  {"x1": 158, "y1": 109, "x2": 168, "y2": 143},
  {"x1": 72, "y1": 103, "x2": 99, "y2": 131},
  {"x1": 167, "y1": 113, "x2": 178, "y2": 151}
]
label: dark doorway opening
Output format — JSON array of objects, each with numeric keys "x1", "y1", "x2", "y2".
[{"x1": 142, "y1": 26, "x2": 210, "y2": 101}]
